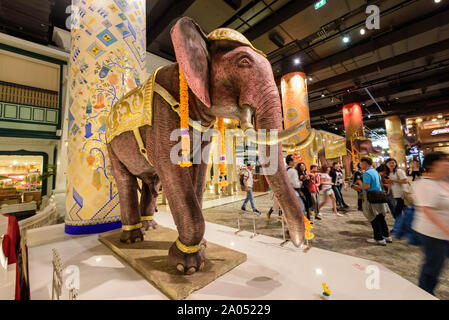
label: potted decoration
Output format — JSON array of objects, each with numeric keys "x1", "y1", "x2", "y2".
[{"x1": 322, "y1": 282, "x2": 331, "y2": 300}]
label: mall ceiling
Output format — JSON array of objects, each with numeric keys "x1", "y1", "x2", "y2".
[{"x1": 1, "y1": 0, "x2": 448, "y2": 138}]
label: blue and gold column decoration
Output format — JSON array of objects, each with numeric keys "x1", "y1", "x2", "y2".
[{"x1": 65, "y1": 0, "x2": 146, "y2": 234}]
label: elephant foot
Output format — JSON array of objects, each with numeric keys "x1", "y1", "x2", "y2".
[
  {"x1": 120, "y1": 229, "x2": 144, "y2": 244},
  {"x1": 168, "y1": 239, "x2": 207, "y2": 275},
  {"x1": 142, "y1": 219, "x2": 158, "y2": 231}
]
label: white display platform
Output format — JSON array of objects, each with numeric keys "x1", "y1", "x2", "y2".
[{"x1": 28, "y1": 211, "x2": 436, "y2": 300}]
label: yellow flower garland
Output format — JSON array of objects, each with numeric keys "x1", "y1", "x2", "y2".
[
  {"x1": 303, "y1": 216, "x2": 315, "y2": 240},
  {"x1": 217, "y1": 118, "x2": 228, "y2": 187},
  {"x1": 178, "y1": 66, "x2": 192, "y2": 167}
]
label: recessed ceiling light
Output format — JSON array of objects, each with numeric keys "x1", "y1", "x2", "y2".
[
  {"x1": 294, "y1": 58, "x2": 300, "y2": 65},
  {"x1": 309, "y1": 77, "x2": 313, "y2": 81},
  {"x1": 360, "y1": 28, "x2": 366, "y2": 35},
  {"x1": 342, "y1": 35, "x2": 350, "y2": 43}
]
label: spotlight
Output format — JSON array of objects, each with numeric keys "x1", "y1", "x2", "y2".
[
  {"x1": 360, "y1": 28, "x2": 366, "y2": 35},
  {"x1": 342, "y1": 35, "x2": 350, "y2": 43}
]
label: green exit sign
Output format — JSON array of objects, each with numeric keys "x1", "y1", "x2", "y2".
[{"x1": 314, "y1": 0, "x2": 326, "y2": 10}]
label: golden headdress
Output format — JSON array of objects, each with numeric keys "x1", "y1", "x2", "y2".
[{"x1": 207, "y1": 28, "x2": 266, "y2": 57}]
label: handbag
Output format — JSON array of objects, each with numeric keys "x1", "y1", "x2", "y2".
[
  {"x1": 401, "y1": 181, "x2": 414, "y2": 206},
  {"x1": 367, "y1": 190, "x2": 388, "y2": 203}
]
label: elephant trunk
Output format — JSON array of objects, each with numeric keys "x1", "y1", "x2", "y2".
[{"x1": 253, "y1": 87, "x2": 305, "y2": 247}]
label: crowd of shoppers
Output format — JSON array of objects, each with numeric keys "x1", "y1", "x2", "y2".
[{"x1": 239, "y1": 150, "x2": 448, "y2": 298}]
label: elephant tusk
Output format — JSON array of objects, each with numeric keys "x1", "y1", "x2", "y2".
[{"x1": 241, "y1": 120, "x2": 310, "y2": 145}]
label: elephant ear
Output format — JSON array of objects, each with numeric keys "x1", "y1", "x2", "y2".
[{"x1": 171, "y1": 17, "x2": 211, "y2": 108}]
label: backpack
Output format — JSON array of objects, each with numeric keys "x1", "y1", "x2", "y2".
[{"x1": 239, "y1": 169, "x2": 248, "y2": 187}]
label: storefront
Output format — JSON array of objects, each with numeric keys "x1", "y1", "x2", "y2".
[{"x1": 0, "y1": 153, "x2": 47, "y2": 206}]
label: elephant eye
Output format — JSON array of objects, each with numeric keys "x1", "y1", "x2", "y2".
[{"x1": 237, "y1": 56, "x2": 252, "y2": 68}]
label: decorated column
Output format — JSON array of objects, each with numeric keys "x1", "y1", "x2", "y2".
[
  {"x1": 65, "y1": 0, "x2": 146, "y2": 234},
  {"x1": 280, "y1": 72, "x2": 313, "y2": 168},
  {"x1": 385, "y1": 115, "x2": 407, "y2": 167},
  {"x1": 342, "y1": 101, "x2": 364, "y2": 170}
]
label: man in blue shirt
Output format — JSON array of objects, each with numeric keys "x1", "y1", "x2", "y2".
[{"x1": 354, "y1": 157, "x2": 392, "y2": 246}]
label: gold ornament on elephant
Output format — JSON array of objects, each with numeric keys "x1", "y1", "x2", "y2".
[{"x1": 207, "y1": 28, "x2": 266, "y2": 57}]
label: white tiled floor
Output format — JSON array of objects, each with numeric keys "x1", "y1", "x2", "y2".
[{"x1": 28, "y1": 210, "x2": 436, "y2": 300}]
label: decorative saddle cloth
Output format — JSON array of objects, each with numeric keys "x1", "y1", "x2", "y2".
[{"x1": 106, "y1": 66, "x2": 211, "y2": 163}]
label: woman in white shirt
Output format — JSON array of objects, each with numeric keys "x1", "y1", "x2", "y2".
[
  {"x1": 319, "y1": 165, "x2": 341, "y2": 216},
  {"x1": 384, "y1": 158, "x2": 409, "y2": 220},
  {"x1": 412, "y1": 152, "x2": 449, "y2": 296}
]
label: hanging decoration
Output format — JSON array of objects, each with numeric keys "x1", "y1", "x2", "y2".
[
  {"x1": 178, "y1": 66, "x2": 192, "y2": 167},
  {"x1": 217, "y1": 118, "x2": 228, "y2": 187}
]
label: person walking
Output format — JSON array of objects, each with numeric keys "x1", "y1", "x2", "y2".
[
  {"x1": 412, "y1": 152, "x2": 449, "y2": 296},
  {"x1": 351, "y1": 163, "x2": 364, "y2": 211},
  {"x1": 353, "y1": 157, "x2": 392, "y2": 246},
  {"x1": 411, "y1": 158, "x2": 421, "y2": 181},
  {"x1": 309, "y1": 164, "x2": 321, "y2": 220},
  {"x1": 286, "y1": 155, "x2": 306, "y2": 215},
  {"x1": 384, "y1": 158, "x2": 409, "y2": 220},
  {"x1": 330, "y1": 162, "x2": 349, "y2": 211},
  {"x1": 241, "y1": 162, "x2": 260, "y2": 214},
  {"x1": 319, "y1": 165, "x2": 342, "y2": 217},
  {"x1": 266, "y1": 189, "x2": 281, "y2": 220},
  {"x1": 297, "y1": 162, "x2": 313, "y2": 220}
]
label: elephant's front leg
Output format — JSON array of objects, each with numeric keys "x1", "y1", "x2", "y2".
[
  {"x1": 158, "y1": 165, "x2": 206, "y2": 275},
  {"x1": 107, "y1": 145, "x2": 144, "y2": 243}
]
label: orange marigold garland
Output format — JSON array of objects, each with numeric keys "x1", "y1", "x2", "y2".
[
  {"x1": 217, "y1": 118, "x2": 228, "y2": 187},
  {"x1": 178, "y1": 66, "x2": 192, "y2": 167},
  {"x1": 304, "y1": 216, "x2": 315, "y2": 240}
]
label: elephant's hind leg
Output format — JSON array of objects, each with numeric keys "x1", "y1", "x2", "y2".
[
  {"x1": 107, "y1": 144, "x2": 144, "y2": 243},
  {"x1": 139, "y1": 177, "x2": 160, "y2": 231}
]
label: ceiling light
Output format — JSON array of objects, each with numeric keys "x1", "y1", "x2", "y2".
[
  {"x1": 416, "y1": 118, "x2": 423, "y2": 123},
  {"x1": 342, "y1": 35, "x2": 350, "y2": 43},
  {"x1": 321, "y1": 93, "x2": 325, "y2": 97},
  {"x1": 335, "y1": 127, "x2": 338, "y2": 130},
  {"x1": 368, "y1": 114, "x2": 371, "y2": 118},
  {"x1": 360, "y1": 28, "x2": 366, "y2": 35},
  {"x1": 435, "y1": 0, "x2": 441, "y2": 3},
  {"x1": 432, "y1": 118, "x2": 437, "y2": 122},
  {"x1": 437, "y1": 114, "x2": 443, "y2": 119},
  {"x1": 294, "y1": 58, "x2": 300, "y2": 65},
  {"x1": 12, "y1": 160, "x2": 18, "y2": 165},
  {"x1": 309, "y1": 77, "x2": 313, "y2": 81}
]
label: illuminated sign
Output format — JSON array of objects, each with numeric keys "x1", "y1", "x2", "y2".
[
  {"x1": 431, "y1": 127, "x2": 449, "y2": 136},
  {"x1": 314, "y1": 0, "x2": 326, "y2": 10},
  {"x1": 422, "y1": 120, "x2": 445, "y2": 129}
]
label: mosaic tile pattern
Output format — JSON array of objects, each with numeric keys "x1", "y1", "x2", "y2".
[{"x1": 66, "y1": 0, "x2": 146, "y2": 233}]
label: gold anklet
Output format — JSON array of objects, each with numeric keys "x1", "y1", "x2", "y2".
[{"x1": 175, "y1": 238, "x2": 201, "y2": 254}]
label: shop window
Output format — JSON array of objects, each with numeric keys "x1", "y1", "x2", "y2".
[{"x1": 0, "y1": 155, "x2": 44, "y2": 206}]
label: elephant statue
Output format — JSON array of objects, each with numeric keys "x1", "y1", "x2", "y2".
[{"x1": 105, "y1": 17, "x2": 305, "y2": 275}]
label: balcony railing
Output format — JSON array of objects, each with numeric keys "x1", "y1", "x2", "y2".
[{"x1": 0, "y1": 81, "x2": 59, "y2": 109}]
